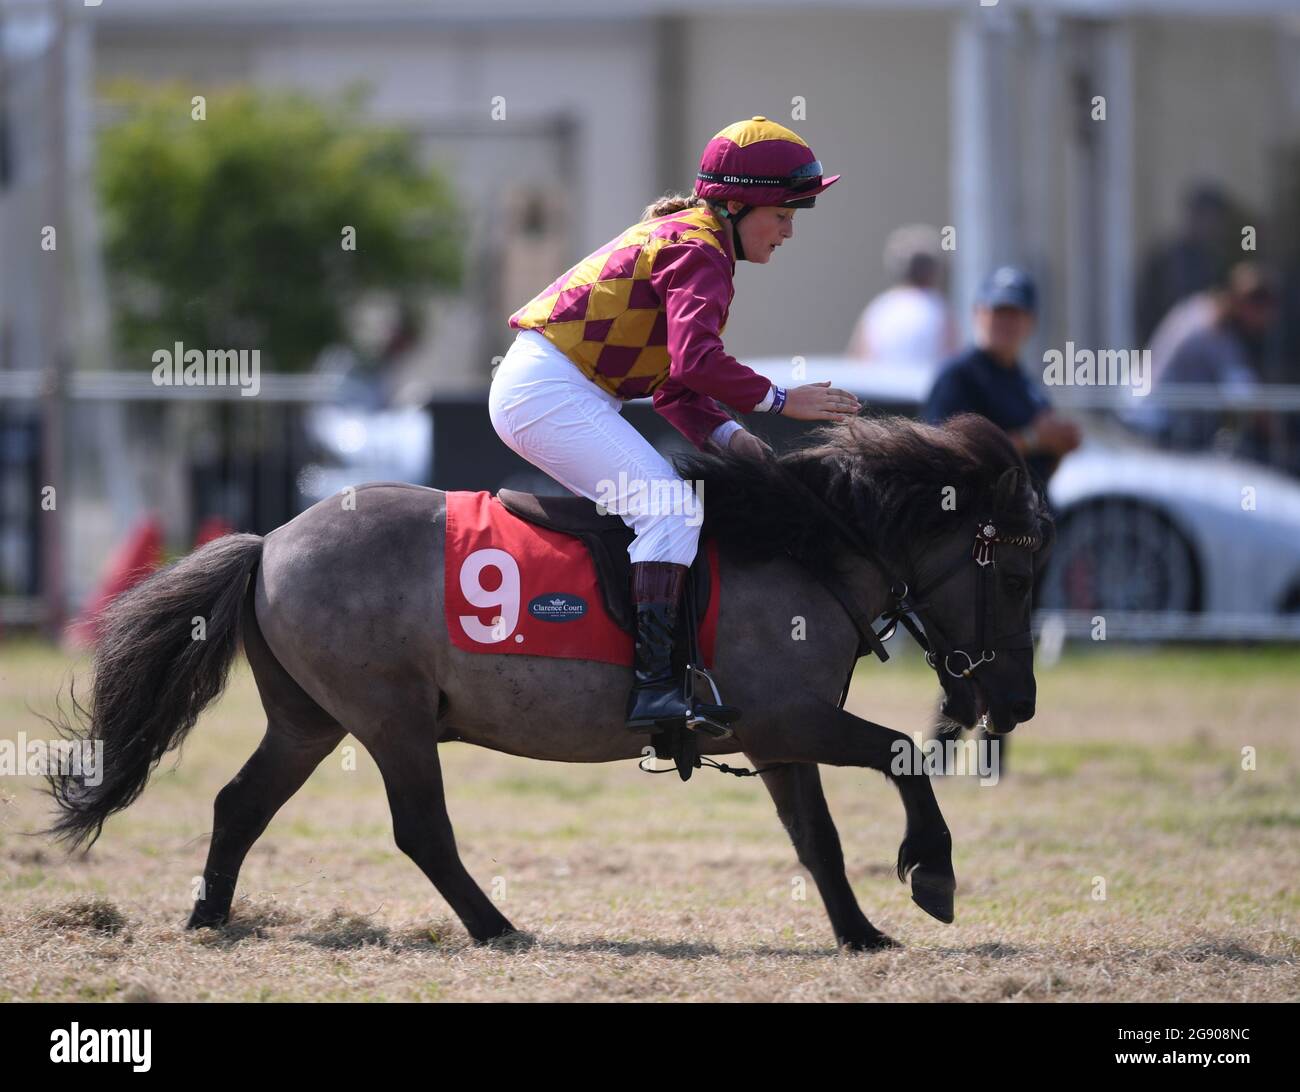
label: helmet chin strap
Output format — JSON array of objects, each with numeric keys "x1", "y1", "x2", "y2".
[{"x1": 713, "y1": 202, "x2": 755, "y2": 261}]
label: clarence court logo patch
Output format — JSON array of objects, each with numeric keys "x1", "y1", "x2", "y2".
[{"x1": 527, "y1": 592, "x2": 588, "y2": 622}]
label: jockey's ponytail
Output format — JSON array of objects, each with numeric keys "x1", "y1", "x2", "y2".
[{"x1": 641, "y1": 192, "x2": 707, "y2": 220}]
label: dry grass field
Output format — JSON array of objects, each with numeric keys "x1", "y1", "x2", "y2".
[{"x1": 1, "y1": 638, "x2": 1296, "y2": 1002}]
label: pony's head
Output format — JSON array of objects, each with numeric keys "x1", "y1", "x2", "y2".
[{"x1": 788, "y1": 413, "x2": 1054, "y2": 734}]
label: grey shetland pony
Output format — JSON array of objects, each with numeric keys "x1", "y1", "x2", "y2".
[{"x1": 43, "y1": 413, "x2": 1051, "y2": 951}]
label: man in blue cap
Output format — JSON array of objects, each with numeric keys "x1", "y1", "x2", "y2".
[
  {"x1": 923, "y1": 267, "x2": 1078, "y2": 774},
  {"x1": 923, "y1": 266, "x2": 1080, "y2": 492}
]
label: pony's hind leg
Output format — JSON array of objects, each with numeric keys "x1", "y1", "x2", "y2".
[
  {"x1": 363, "y1": 724, "x2": 519, "y2": 945},
  {"x1": 187, "y1": 721, "x2": 343, "y2": 927},
  {"x1": 188, "y1": 584, "x2": 345, "y2": 928}
]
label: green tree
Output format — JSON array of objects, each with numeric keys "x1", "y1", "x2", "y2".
[{"x1": 97, "y1": 82, "x2": 462, "y2": 372}]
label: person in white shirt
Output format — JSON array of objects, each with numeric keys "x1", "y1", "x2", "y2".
[{"x1": 847, "y1": 223, "x2": 958, "y2": 369}]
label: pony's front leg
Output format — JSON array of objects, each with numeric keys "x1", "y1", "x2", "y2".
[
  {"x1": 751, "y1": 759, "x2": 900, "y2": 951},
  {"x1": 743, "y1": 697, "x2": 955, "y2": 925}
]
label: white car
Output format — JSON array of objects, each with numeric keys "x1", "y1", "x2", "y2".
[{"x1": 301, "y1": 403, "x2": 432, "y2": 502}]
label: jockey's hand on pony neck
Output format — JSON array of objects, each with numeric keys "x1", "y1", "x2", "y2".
[
  {"x1": 728, "y1": 430, "x2": 774, "y2": 460},
  {"x1": 784, "y1": 381, "x2": 861, "y2": 421}
]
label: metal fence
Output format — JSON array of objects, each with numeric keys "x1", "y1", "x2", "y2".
[
  {"x1": 0, "y1": 370, "x2": 347, "y2": 628},
  {"x1": 4, "y1": 373, "x2": 1300, "y2": 643}
]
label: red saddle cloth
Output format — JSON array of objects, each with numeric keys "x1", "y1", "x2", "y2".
[{"x1": 444, "y1": 490, "x2": 720, "y2": 668}]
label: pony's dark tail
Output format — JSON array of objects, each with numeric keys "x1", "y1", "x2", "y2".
[{"x1": 41, "y1": 533, "x2": 264, "y2": 850}]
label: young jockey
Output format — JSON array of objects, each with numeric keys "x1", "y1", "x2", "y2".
[{"x1": 489, "y1": 116, "x2": 861, "y2": 735}]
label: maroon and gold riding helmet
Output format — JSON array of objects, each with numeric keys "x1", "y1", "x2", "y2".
[
  {"x1": 693, "y1": 116, "x2": 840, "y2": 211},
  {"x1": 693, "y1": 116, "x2": 838, "y2": 259}
]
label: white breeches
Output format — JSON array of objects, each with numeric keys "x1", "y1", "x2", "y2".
[{"x1": 487, "y1": 329, "x2": 702, "y2": 566}]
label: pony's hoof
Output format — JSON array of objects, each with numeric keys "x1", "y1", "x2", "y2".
[
  {"x1": 478, "y1": 928, "x2": 537, "y2": 951},
  {"x1": 841, "y1": 930, "x2": 902, "y2": 952},
  {"x1": 909, "y1": 867, "x2": 956, "y2": 924}
]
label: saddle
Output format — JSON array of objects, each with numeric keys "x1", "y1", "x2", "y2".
[
  {"x1": 496, "y1": 488, "x2": 729, "y2": 776},
  {"x1": 496, "y1": 489, "x2": 712, "y2": 634}
]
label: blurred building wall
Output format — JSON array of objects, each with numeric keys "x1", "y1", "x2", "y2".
[
  {"x1": 680, "y1": 10, "x2": 953, "y2": 364},
  {"x1": 80, "y1": 3, "x2": 1300, "y2": 384},
  {"x1": 1132, "y1": 16, "x2": 1294, "y2": 237}
]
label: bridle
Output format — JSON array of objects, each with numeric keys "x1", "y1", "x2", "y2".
[
  {"x1": 875, "y1": 518, "x2": 1041, "y2": 681},
  {"x1": 773, "y1": 464, "x2": 1044, "y2": 707}
]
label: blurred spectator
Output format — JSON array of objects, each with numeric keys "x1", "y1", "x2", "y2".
[
  {"x1": 1135, "y1": 183, "x2": 1238, "y2": 345},
  {"x1": 1119, "y1": 287, "x2": 1216, "y2": 440},
  {"x1": 1148, "y1": 290, "x2": 1219, "y2": 389},
  {"x1": 1281, "y1": 260, "x2": 1300, "y2": 384},
  {"x1": 1161, "y1": 263, "x2": 1278, "y2": 389},
  {"x1": 923, "y1": 266, "x2": 1080, "y2": 496},
  {"x1": 846, "y1": 223, "x2": 957, "y2": 369},
  {"x1": 1151, "y1": 262, "x2": 1281, "y2": 455}
]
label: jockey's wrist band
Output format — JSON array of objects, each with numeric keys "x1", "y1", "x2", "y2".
[{"x1": 770, "y1": 385, "x2": 787, "y2": 415}]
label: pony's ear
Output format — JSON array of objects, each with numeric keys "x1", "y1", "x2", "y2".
[{"x1": 994, "y1": 466, "x2": 1023, "y2": 510}]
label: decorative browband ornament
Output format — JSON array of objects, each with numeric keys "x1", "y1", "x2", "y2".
[
  {"x1": 973, "y1": 521, "x2": 998, "y2": 567},
  {"x1": 972, "y1": 519, "x2": 1041, "y2": 567}
]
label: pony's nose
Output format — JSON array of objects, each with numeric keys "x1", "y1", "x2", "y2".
[{"x1": 1011, "y1": 699, "x2": 1036, "y2": 723}]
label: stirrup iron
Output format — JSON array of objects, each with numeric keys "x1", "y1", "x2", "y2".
[{"x1": 684, "y1": 663, "x2": 739, "y2": 739}]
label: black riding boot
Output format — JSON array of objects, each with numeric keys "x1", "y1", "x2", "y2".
[{"x1": 624, "y1": 561, "x2": 692, "y2": 733}]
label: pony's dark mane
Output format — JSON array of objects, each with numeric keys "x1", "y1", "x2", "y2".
[{"x1": 673, "y1": 413, "x2": 1051, "y2": 572}]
